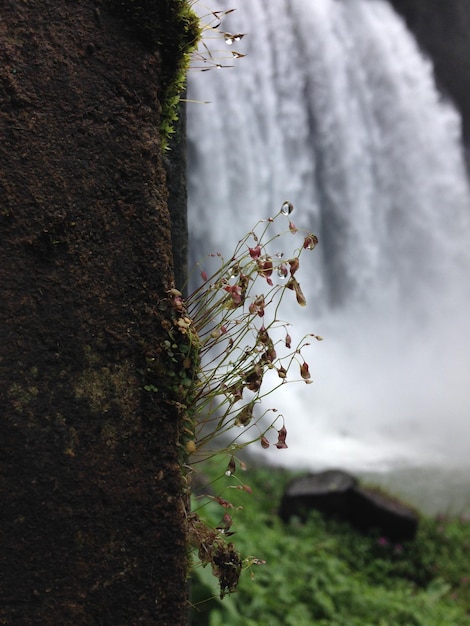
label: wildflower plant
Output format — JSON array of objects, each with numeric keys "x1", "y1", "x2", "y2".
[
  {"x1": 184, "y1": 202, "x2": 320, "y2": 461},
  {"x1": 166, "y1": 202, "x2": 321, "y2": 599},
  {"x1": 188, "y1": 4, "x2": 247, "y2": 73}
]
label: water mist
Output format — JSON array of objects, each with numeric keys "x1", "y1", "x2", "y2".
[{"x1": 187, "y1": 0, "x2": 470, "y2": 484}]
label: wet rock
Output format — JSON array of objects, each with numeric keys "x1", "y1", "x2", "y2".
[{"x1": 279, "y1": 470, "x2": 419, "y2": 542}]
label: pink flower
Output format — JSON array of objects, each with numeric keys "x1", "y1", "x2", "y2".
[
  {"x1": 303, "y1": 233, "x2": 319, "y2": 250},
  {"x1": 257, "y1": 257, "x2": 273, "y2": 285},
  {"x1": 275, "y1": 426, "x2": 288, "y2": 449},
  {"x1": 248, "y1": 244, "x2": 262, "y2": 259},
  {"x1": 249, "y1": 294, "x2": 265, "y2": 317},
  {"x1": 211, "y1": 496, "x2": 234, "y2": 509},
  {"x1": 224, "y1": 284, "x2": 243, "y2": 305}
]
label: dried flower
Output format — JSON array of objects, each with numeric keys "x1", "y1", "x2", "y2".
[
  {"x1": 303, "y1": 233, "x2": 319, "y2": 250},
  {"x1": 260, "y1": 436, "x2": 270, "y2": 449},
  {"x1": 225, "y1": 456, "x2": 236, "y2": 476},
  {"x1": 261, "y1": 339, "x2": 277, "y2": 364},
  {"x1": 300, "y1": 361, "x2": 311, "y2": 380},
  {"x1": 257, "y1": 326, "x2": 269, "y2": 345},
  {"x1": 287, "y1": 258, "x2": 299, "y2": 276},
  {"x1": 257, "y1": 256, "x2": 273, "y2": 286},
  {"x1": 289, "y1": 221, "x2": 298, "y2": 234},
  {"x1": 286, "y1": 277, "x2": 307, "y2": 306},
  {"x1": 210, "y1": 496, "x2": 234, "y2": 509},
  {"x1": 277, "y1": 263, "x2": 288, "y2": 279},
  {"x1": 244, "y1": 366, "x2": 263, "y2": 392},
  {"x1": 225, "y1": 383, "x2": 243, "y2": 402},
  {"x1": 248, "y1": 244, "x2": 261, "y2": 259},
  {"x1": 235, "y1": 401, "x2": 255, "y2": 425},
  {"x1": 224, "y1": 284, "x2": 243, "y2": 306},
  {"x1": 212, "y1": 542, "x2": 242, "y2": 598},
  {"x1": 249, "y1": 294, "x2": 265, "y2": 317},
  {"x1": 285, "y1": 333, "x2": 292, "y2": 349},
  {"x1": 217, "y1": 513, "x2": 233, "y2": 532},
  {"x1": 275, "y1": 426, "x2": 288, "y2": 449},
  {"x1": 231, "y1": 483, "x2": 253, "y2": 494}
]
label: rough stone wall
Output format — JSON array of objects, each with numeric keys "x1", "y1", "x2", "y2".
[{"x1": 0, "y1": 1, "x2": 188, "y2": 623}]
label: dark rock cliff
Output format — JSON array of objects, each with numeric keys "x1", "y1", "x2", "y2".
[{"x1": 390, "y1": 0, "x2": 470, "y2": 146}]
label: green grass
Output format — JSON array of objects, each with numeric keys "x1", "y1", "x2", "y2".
[{"x1": 190, "y1": 461, "x2": 470, "y2": 625}]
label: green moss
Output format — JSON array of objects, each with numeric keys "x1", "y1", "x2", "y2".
[
  {"x1": 105, "y1": 0, "x2": 201, "y2": 148},
  {"x1": 7, "y1": 382, "x2": 39, "y2": 413},
  {"x1": 74, "y1": 360, "x2": 139, "y2": 419}
]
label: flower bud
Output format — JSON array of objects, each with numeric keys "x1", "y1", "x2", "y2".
[
  {"x1": 226, "y1": 456, "x2": 236, "y2": 476},
  {"x1": 300, "y1": 361, "x2": 311, "y2": 380},
  {"x1": 275, "y1": 426, "x2": 288, "y2": 449},
  {"x1": 303, "y1": 233, "x2": 319, "y2": 250}
]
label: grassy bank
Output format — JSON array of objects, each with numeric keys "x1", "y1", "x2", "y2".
[{"x1": 190, "y1": 461, "x2": 470, "y2": 625}]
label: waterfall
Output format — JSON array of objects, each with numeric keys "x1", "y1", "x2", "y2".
[{"x1": 187, "y1": 0, "x2": 470, "y2": 472}]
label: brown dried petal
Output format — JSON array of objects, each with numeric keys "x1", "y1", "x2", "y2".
[
  {"x1": 300, "y1": 361, "x2": 311, "y2": 380},
  {"x1": 288, "y1": 258, "x2": 300, "y2": 276},
  {"x1": 235, "y1": 402, "x2": 254, "y2": 425},
  {"x1": 226, "y1": 456, "x2": 236, "y2": 476}
]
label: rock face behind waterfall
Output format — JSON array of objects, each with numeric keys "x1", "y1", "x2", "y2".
[
  {"x1": 391, "y1": 0, "x2": 470, "y2": 147},
  {"x1": 279, "y1": 471, "x2": 419, "y2": 542}
]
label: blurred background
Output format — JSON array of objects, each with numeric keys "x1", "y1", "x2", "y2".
[{"x1": 187, "y1": 0, "x2": 470, "y2": 514}]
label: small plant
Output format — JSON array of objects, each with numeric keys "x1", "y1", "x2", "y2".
[
  {"x1": 184, "y1": 202, "x2": 320, "y2": 462},
  {"x1": 163, "y1": 202, "x2": 320, "y2": 597},
  {"x1": 189, "y1": 5, "x2": 247, "y2": 72}
]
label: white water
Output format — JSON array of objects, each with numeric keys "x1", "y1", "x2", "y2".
[{"x1": 187, "y1": 0, "x2": 470, "y2": 474}]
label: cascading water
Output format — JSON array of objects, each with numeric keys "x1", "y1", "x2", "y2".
[{"x1": 187, "y1": 0, "x2": 470, "y2": 476}]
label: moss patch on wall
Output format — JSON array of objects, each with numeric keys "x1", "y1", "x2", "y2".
[{"x1": 106, "y1": 0, "x2": 201, "y2": 146}]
